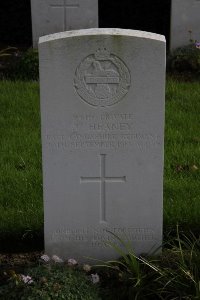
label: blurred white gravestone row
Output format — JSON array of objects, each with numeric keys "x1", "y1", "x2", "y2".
[
  {"x1": 170, "y1": 0, "x2": 200, "y2": 50},
  {"x1": 39, "y1": 28, "x2": 166, "y2": 262},
  {"x1": 31, "y1": 0, "x2": 98, "y2": 47}
]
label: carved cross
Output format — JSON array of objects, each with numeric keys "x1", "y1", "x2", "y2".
[{"x1": 80, "y1": 154, "x2": 126, "y2": 223}]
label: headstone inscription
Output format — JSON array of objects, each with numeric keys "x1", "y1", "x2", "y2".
[
  {"x1": 39, "y1": 28, "x2": 166, "y2": 262},
  {"x1": 31, "y1": 0, "x2": 98, "y2": 47},
  {"x1": 170, "y1": 0, "x2": 200, "y2": 50}
]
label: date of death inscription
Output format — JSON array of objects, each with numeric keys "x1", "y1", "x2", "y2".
[{"x1": 45, "y1": 113, "x2": 161, "y2": 151}]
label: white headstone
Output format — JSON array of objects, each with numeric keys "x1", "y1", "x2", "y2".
[
  {"x1": 39, "y1": 28, "x2": 166, "y2": 262},
  {"x1": 170, "y1": 0, "x2": 200, "y2": 50},
  {"x1": 31, "y1": 0, "x2": 98, "y2": 47}
]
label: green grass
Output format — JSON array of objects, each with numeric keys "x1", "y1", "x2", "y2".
[
  {"x1": 164, "y1": 78, "x2": 200, "y2": 230},
  {"x1": 0, "y1": 79, "x2": 200, "y2": 250},
  {"x1": 0, "y1": 81, "x2": 43, "y2": 249}
]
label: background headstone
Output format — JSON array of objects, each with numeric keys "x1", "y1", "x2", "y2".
[
  {"x1": 0, "y1": 0, "x2": 170, "y2": 48},
  {"x1": 170, "y1": 0, "x2": 200, "y2": 50},
  {"x1": 31, "y1": 0, "x2": 98, "y2": 47},
  {"x1": 39, "y1": 28, "x2": 166, "y2": 262}
]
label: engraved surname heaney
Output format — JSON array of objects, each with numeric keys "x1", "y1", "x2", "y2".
[
  {"x1": 80, "y1": 154, "x2": 126, "y2": 223},
  {"x1": 74, "y1": 48, "x2": 131, "y2": 107}
]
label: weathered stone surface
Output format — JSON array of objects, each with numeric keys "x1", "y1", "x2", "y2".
[
  {"x1": 39, "y1": 28, "x2": 166, "y2": 262},
  {"x1": 171, "y1": 0, "x2": 200, "y2": 49},
  {"x1": 31, "y1": 0, "x2": 98, "y2": 47}
]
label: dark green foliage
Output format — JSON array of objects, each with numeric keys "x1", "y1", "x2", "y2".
[
  {"x1": 167, "y1": 44, "x2": 200, "y2": 74},
  {"x1": 0, "y1": 49, "x2": 39, "y2": 81},
  {"x1": 0, "y1": 265, "x2": 101, "y2": 300},
  {"x1": 15, "y1": 49, "x2": 39, "y2": 81}
]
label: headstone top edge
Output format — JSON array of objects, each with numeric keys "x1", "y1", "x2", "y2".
[{"x1": 39, "y1": 28, "x2": 166, "y2": 45}]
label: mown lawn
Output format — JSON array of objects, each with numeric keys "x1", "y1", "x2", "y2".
[
  {"x1": 0, "y1": 79, "x2": 199, "y2": 250},
  {"x1": 164, "y1": 78, "x2": 200, "y2": 231},
  {"x1": 0, "y1": 81, "x2": 43, "y2": 250}
]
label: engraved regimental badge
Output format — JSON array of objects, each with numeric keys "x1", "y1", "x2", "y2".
[{"x1": 74, "y1": 48, "x2": 131, "y2": 107}]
